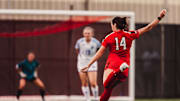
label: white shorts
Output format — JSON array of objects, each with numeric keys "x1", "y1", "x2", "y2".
[{"x1": 77, "y1": 61, "x2": 98, "y2": 72}]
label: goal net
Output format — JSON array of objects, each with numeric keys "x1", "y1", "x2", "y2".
[{"x1": 0, "y1": 9, "x2": 135, "y2": 101}]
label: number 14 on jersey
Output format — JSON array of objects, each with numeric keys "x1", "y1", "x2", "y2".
[{"x1": 115, "y1": 37, "x2": 127, "y2": 50}]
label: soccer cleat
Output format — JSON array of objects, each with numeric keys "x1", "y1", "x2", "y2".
[
  {"x1": 86, "y1": 99, "x2": 91, "y2": 101},
  {"x1": 39, "y1": 89, "x2": 45, "y2": 101},
  {"x1": 91, "y1": 99, "x2": 98, "y2": 101},
  {"x1": 16, "y1": 89, "x2": 23, "y2": 101},
  {"x1": 15, "y1": 99, "x2": 19, "y2": 101},
  {"x1": 91, "y1": 96, "x2": 99, "y2": 101},
  {"x1": 42, "y1": 97, "x2": 45, "y2": 101}
]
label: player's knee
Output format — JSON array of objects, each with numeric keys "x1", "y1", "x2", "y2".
[
  {"x1": 81, "y1": 79, "x2": 88, "y2": 86},
  {"x1": 90, "y1": 82, "x2": 97, "y2": 87},
  {"x1": 82, "y1": 82, "x2": 88, "y2": 86},
  {"x1": 36, "y1": 81, "x2": 45, "y2": 89},
  {"x1": 19, "y1": 82, "x2": 26, "y2": 89},
  {"x1": 39, "y1": 84, "x2": 45, "y2": 89},
  {"x1": 19, "y1": 84, "x2": 25, "y2": 89},
  {"x1": 39, "y1": 81, "x2": 45, "y2": 88},
  {"x1": 82, "y1": 80, "x2": 88, "y2": 86}
]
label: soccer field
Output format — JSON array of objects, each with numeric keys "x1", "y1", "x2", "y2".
[
  {"x1": 0, "y1": 96, "x2": 180, "y2": 101},
  {"x1": 136, "y1": 99, "x2": 180, "y2": 101}
]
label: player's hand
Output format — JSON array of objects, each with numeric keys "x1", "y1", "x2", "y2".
[
  {"x1": 159, "y1": 9, "x2": 167, "y2": 18},
  {"x1": 81, "y1": 66, "x2": 89, "y2": 73}
]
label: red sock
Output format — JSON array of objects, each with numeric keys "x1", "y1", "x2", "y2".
[
  {"x1": 104, "y1": 71, "x2": 121, "y2": 88},
  {"x1": 100, "y1": 88, "x2": 112, "y2": 101},
  {"x1": 103, "y1": 71, "x2": 116, "y2": 88}
]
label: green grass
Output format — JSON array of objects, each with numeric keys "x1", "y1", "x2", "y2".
[{"x1": 136, "y1": 99, "x2": 180, "y2": 101}]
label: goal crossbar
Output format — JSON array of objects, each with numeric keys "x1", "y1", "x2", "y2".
[{"x1": 0, "y1": 9, "x2": 134, "y2": 17}]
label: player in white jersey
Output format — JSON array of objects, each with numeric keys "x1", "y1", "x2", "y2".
[{"x1": 75, "y1": 26, "x2": 101, "y2": 101}]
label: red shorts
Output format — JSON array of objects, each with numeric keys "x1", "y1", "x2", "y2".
[{"x1": 105, "y1": 56, "x2": 130, "y2": 82}]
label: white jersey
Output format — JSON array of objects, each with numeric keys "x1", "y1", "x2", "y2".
[{"x1": 75, "y1": 37, "x2": 101, "y2": 72}]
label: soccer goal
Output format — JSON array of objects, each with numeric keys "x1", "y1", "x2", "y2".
[{"x1": 0, "y1": 9, "x2": 135, "y2": 101}]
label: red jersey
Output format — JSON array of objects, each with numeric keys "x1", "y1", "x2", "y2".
[{"x1": 102, "y1": 30, "x2": 139, "y2": 70}]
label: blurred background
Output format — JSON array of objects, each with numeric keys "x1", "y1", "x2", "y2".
[{"x1": 0, "y1": 0, "x2": 180, "y2": 101}]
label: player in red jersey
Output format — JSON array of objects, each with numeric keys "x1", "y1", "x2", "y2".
[{"x1": 82, "y1": 9, "x2": 167, "y2": 101}]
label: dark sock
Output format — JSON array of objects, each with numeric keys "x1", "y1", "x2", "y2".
[
  {"x1": 39, "y1": 89, "x2": 46, "y2": 101},
  {"x1": 100, "y1": 88, "x2": 113, "y2": 101},
  {"x1": 16, "y1": 89, "x2": 23, "y2": 100}
]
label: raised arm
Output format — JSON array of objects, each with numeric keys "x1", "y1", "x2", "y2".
[
  {"x1": 138, "y1": 9, "x2": 167, "y2": 36},
  {"x1": 81, "y1": 46, "x2": 106, "y2": 72}
]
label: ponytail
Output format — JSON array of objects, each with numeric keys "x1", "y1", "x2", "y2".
[{"x1": 112, "y1": 17, "x2": 127, "y2": 30}]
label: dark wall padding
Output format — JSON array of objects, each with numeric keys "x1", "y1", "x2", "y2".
[
  {"x1": 0, "y1": 20, "x2": 128, "y2": 96},
  {"x1": 0, "y1": 21, "x2": 179, "y2": 98}
]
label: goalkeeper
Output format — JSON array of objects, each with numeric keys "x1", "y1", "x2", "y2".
[{"x1": 15, "y1": 52, "x2": 46, "y2": 101}]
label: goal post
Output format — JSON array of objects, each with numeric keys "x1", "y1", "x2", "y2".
[{"x1": 0, "y1": 9, "x2": 135, "y2": 101}]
